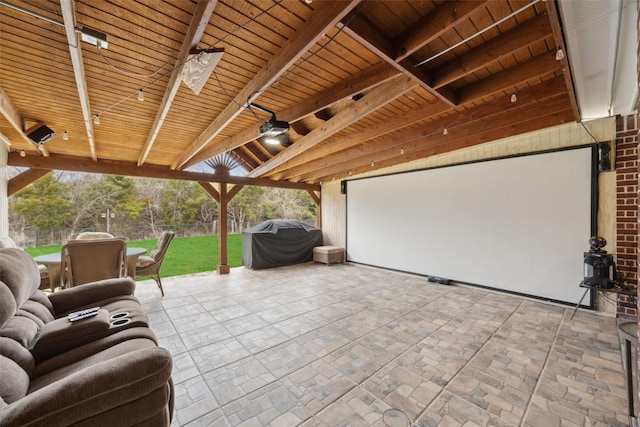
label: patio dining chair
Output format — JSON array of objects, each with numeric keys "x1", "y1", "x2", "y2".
[
  {"x1": 60, "y1": 238, "x2": 127, "y2": 288},
  {"x1": 135, "y1": 231, "x2": 175, "y2": 297},
  {"x1": 75, "y1": 231, "x2": 116, "y2": 240}
]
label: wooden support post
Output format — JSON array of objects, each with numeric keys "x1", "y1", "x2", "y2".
[{"x1": 217, "y1": 182, "x2": 230, "y2": 274}]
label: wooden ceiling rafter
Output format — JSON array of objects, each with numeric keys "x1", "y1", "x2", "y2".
[
  {"x1": 60, "y1": 0, "x2": 96, "y2": 161},
  {"x1": 430, "y1": 13, "x2": 552, "y2": 89},
  {"x1": 137, "y1": 0, "x2": 219, "y2": 167},
  {"x1": 248, "y1": 74, "x2": 418, "y2": 178},
  {"x1": 394, "y1": 1, "x2": 488, "y2": 62},
  {"x1": 171, "y1": 0, "x2": 361, "y2": 170},
  {"x1": 267, "y1": 99, "x2": 445, "y2": 180},
  {"x1": 0, "y1": 87, "x2": 49, "y2": 155},
  {"x1": 313, "y1": 100, "x2": 575, "y2": 184},
  {"x1": 544, "y1": 0, "x2": 580, "y2": 122},
  {"x1": 266, "y1": 48, "x2": 564, "y2": 181},
  {"x1": 339, "y1": 12, "x2": 456, "y2": 107},
  {"x1": 455, "y1": 52, "x2": 559, "y2": 105},
  {"x1": 7, "y1": 168, "x2": 52, "y2": 196},
  {"x1": 282, "y1": 76, "x2": 569, "y2": 182},
  {"x1": 182, "y1": 61, "x2": 399, "y2": 169}
]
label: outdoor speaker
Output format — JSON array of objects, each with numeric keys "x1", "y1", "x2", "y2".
[
  {"x1": 597, "y1": 141, "x2": 612, "y2": 172},
  {"x1": 27, "y1": 124, "x2": 55, "y2": 145},
  {"x1": 340, "y1": 180, "x2": 347, "y2": 195}
]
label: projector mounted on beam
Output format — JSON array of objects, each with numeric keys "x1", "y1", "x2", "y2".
[{"x1": 249, "y1": 103, "x2": 289, "y2": 137}]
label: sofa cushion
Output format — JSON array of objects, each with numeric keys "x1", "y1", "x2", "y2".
[
  {"x1": 0, "y1": 249, "x2": 41, "y2": 317},
  {"x1": 1, "y1": 316, "x2": 39, "y2": 348},
  {"x1": 0, "y1": 337, "x2": 34, "y2": 375},
  {"x1": 136, "y1": 255, "x2": 155, "y2": 267},
  {"x1": 0, "y1": 280, "x2": 17, "y2": 329},
  {"x1": 0, "y1": 355, "x2": 29, "y2": 404}
]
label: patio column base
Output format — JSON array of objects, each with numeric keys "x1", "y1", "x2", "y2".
[{"x1": 217, "y1": 264, "x2": 230, "y2": 274}]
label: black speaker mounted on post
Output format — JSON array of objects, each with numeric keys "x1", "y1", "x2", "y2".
[
  {"x1": 340, "y1": 180, "x2": 347, "y2": 195},
  {"x1": 597, "y1": 141, "x2": 612, "y2": 172}
]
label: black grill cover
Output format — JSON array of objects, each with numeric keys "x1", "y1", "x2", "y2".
[{"x1": 242, "y1": 220, "x2": 323, "y2": 269}]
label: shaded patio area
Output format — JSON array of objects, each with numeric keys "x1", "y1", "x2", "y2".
[{"x1": 133, "y1": 263, "x2": 630, "y2": 426}]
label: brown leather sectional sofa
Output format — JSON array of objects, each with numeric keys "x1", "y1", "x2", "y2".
[{"x1": 0, "y1": 248, "x2": 174, "y2": 426}]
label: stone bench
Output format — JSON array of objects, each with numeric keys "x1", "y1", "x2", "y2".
[{"x1": 313, "y1": 246, "x2": 344, "y2": 265}]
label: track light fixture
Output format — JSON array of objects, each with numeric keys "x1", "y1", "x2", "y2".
[
  {"x1": 93, "y1": 115, "x2": 101, "y2": 125},
  {"x1": 511, "y1": 92, "x2": 517, "y2": 103},
  {"x1": 20, "y1": 150, "x2": 26, "y2": 157},
  {"x1": 555, "y1": 48, "x2": 564, "y2": 61},
  {"x1": 443, "y1": 127, "x2": 448, "y2": 135},
  {"x1": 63, "y1": 130, "x2": 69, "y2": 140},
  {"x1": 249, "y1": 103, "x2": 289, "y2": 137},
  {"x1": 137, "y1": 89, "x2": 144, "y2": 101}
]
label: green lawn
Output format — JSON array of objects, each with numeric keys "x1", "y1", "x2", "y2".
[{"x1": 24, "y1": 234, "x2": 244, "y2": 280}]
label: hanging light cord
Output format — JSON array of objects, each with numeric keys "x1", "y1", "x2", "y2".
[
  {"x1": 95, "y1": 46, "x2": 175, "y2": 78},
  {"x1": 414, "y1": 0, "x2": 541, "y2": 67}
]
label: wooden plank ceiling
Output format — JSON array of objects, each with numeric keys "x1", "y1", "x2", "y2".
[{"x1": 1, "y1": 0, "x2": 576, "y2": 187}]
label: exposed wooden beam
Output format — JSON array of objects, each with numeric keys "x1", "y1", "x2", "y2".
[
  {"x1": 278, "y1": 62, "x2": 399, "y2": 122},
  {"x1": 0, "y1": 86, "x2": 49, "y2": 155},
  {"x1": 182, "y1": 61, "x2": 399, "y2": 169},
  {"x1": 545, "y1": 0, "x2": 580, "y2": 122},
  {"x1": 395, "y1": 1, "x2": 487, "y2": 62},
  {"x1": 0, "y1": 132, "x2": 10, "y2": 148},
  {"x1": 431, "y1": 13, "x2": 552, "y2": 89},
  {"x1": 198, "y1": 181, "x2": 220, "y2": 203},
  {"x1": 307, "y1": 189, "x2": 320, "y2": 205},
  {"x1": 8, "y1": 153, "x2": 320, "y2": 191},
  {"x1": 273, "y1": 71, "x2": 568, "y2": 181},
  {"x1": 172, "y1": 0, "x2": 360, "y2": 170},
  {"x1": 8, "y1": 168, "x2": 51, "y2": 196},
  {"x1": 269, "y1": 99, "x2": 444, "y2": 179},
  {"x1": 292, "y1": 78, "x2": 569, "y2": 182},
  {"x1": 340, "y1": 13, "x2": 456, "y2": 107},
  {"x1": 317, "y1": 106, "x2": 576, "y2": 183},
  {"x1": 60, "y1": 0, "x2": 96, "y2": 161},
  {"x1": 138, "y1": 0, "x2": 219, "y2": 166},
  {"x1": 455, "y1": 52, "x2": 559, "y2": 105},
  {"x1": 248, "y1": 74, "x2": 417, "y2": 178}
]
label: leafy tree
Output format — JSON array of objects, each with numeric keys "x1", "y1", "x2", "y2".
[
  {"x1": 11, "y1": 173, "x2": 72, "y2": 231},
  {"x1": 135, "y1": 178, "x2": 167, "y2": 235},
  {"x1": 228, "y1": 186, "x2": 266, "y2": 232},
  {"x1": 263, "y1": 188, "x2": 316, "y2": 221},
  {"x1": 160, "y1": 180, "x2": 210, "y2": 229}
]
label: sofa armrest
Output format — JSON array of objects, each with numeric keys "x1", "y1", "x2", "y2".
[
  {"x1": 47, "y1": 278, "x2": 136, "y2": 315},
  {"x1": 30, "y1": 310, "x2": 111, "y2": 362},
  {"x1": 0, "y1": 347, "x2": 173, "y2": 426}
]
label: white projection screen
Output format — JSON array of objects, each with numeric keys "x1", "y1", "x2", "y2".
[{"x1": 346, "y1": 146, "x2": 596, "y2": 306}]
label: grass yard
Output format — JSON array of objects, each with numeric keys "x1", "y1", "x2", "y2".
[{"x1": 24, "y1": 234, "x2": 244, "y2": 280}]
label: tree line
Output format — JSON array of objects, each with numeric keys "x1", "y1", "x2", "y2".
[{"x1": 8, "y1": 172, "x2": 317, "y2": 246}]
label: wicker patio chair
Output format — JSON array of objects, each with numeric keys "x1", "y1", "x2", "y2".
[
  {"x1": 75, "y1": 231, "x2": 116, "y2": 240},
  {"x1": 135, "y1": 231, "x2": 175, "y2": 297},
  {"x1": 60, "y1": 238, "x2": 127, "y2": 287}
]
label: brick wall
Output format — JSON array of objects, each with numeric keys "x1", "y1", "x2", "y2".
[{"x1": 616, "y1": 114, "x2": 639, "y2": 319}]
